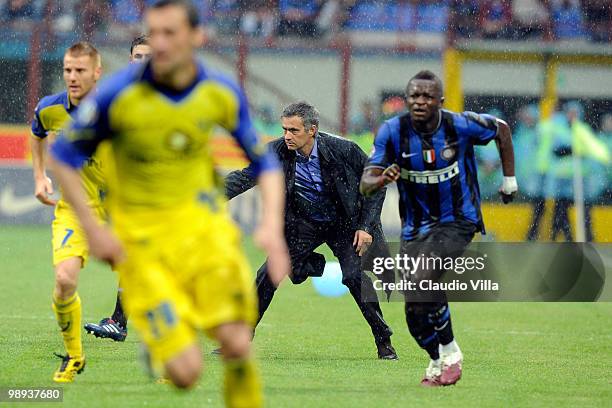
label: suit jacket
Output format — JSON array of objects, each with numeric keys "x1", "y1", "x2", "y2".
[
  {"x1": 225, "y1": 131, "x2": 386, "y2": 236},
  {"x1": 226, "y1": 132, "x2": 393, "y2": 292}
]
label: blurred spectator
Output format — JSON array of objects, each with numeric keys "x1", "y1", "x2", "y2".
[
  {"x1": 345, "y1": 1, "x2": 390, "y2": 31},
  {"x1": 380, "y1": 95, "x2": 406, "y2": 120},
  {"x1": 316, "y1": 0, "x2": 356, "y2": 35},
  {"x1": 512, "y1": 104, "x2": 548, "y2": 241},
  {"x1": 214, "y1": 0, "x2": 241, "y2": 35},
  {"x1": 348, "y1": 100, "x2": 378, "y2": 155},
  {"x1": 536, "y1": 102, "x2": 611, "y2": 242},
  {"x1": 480, "y1": 0, "x2": 512, "y2": 39},
  {"x1": 278, "y1": 0, "x2": 320, "y2": 37},
  {"x1": 4, "y1": 0, "x2": 35, "y2": 19},
  {"x1": 582, "y1": 0, "x2": 611, "y2": 42},
  {"x1": 110, "y1": 0, "x2": 143, "y2": 26},
  {"x1": 77, "y1": 0, "x2": 111, "y2": 38},
  {"x1": 475, "y1": 109, "x2": 503, "y2": 200},
  {"x1": 351, "y1": 100, "x2": 378, "y2": 135},
  {"x1": 1, "y1": 0, "x2": 609, "y2": 46},
  {"x1": 197, "y1": 0, "x2": 215, "y2": 26},
  {"x1": 600, "y1": 113, "x2": 612, "y2": 140},
  {"x1": 515, "y1": 104, "x2": 542, "y2": 198},
  {"x1": 599, "y1": 114, "x2": 612, "y2": 200},
  {"x1": 416, "y1": 0, "x2": 449, "y2": 33},
  {"x1": 540, "y1": 109, "x2": 574, "y2": 241},
  {"x1": 48, "y1": 0, "x2": 612, "y2": 43},
  {"x1": 451, "y1": 0, "x2": 480, "y2": 38},
  {"x1": 566, "y1": 102, "x2": 610, "y2": 167},
  {"x1": 511, "y1": 0, "x2": 549, "y2": 39},
  {"x1": 566, "y1": 102, "x2": 610, "y2": 241},
  {"x1": 253, "y1": 105, "x2": 283, "y2": 137},
  {"x1": 50, "y1": 0, "x2": 77, "y2": 33},
  {"x1": 389, "y1": 0, "x2": 417, "y2": 32},
  {"x1": 475, "y1": 141, "x2": 501, "y2": 200},
  {"x1": 240, "y1": 0, "x2": 277, "y2": 39},
  {"x1": 550, "y1": 0, "x2": 586, "y2": 39}
]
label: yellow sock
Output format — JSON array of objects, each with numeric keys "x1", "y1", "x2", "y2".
[
  {"x1": 224, "y1": 358, "x2": 262, "y2": 408},
  {"x1": 52, "y1": 292, "x2": 82, "y2": 358}
]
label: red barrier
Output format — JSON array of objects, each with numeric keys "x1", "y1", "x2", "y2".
[{"x1": 0, "y1": 125, "x2": 273, "y2": 171}]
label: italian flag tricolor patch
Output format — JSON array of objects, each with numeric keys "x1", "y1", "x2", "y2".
[{"x1": 423, "y1": 149, "x2": 435, "y2": 164}]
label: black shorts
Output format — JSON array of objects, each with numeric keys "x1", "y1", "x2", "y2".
[{"x1": 400, "y1": 219, "x2": 477, "y2": 302}]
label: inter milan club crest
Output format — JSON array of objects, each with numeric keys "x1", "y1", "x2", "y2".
[
  {"x1": 441, "y1": 146, "x2": 456, "y2": 161},
  {"x1": 423, "y1": 149, "x2": 435, "y2": 164}
]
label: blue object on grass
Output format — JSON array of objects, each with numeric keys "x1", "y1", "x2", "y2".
[{"x1": 312, "y1": 261, "x2": 348, "y2": 297}]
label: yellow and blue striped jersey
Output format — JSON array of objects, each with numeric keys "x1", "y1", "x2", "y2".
[
  {"x1": 31, "y1": 91, "x2": 107, "y2": 208},
  {"x1": 51, "y1": 60, "x2": 278, "y2": 232}
]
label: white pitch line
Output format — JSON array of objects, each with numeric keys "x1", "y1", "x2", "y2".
[
  {"x1": 463, "y1": 328, "x2": 612, "y2": 338},
  {"x1": 0, "y1": 315, "x2": 100, "y2": 320}
]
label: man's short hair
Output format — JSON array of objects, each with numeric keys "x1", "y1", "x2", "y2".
[
  {"x1": 130, "y1": 35, "x2": 149, "y2": 55},
  {"x1": 282, "y1": 101, "x2": 320, "y2": 129},
  {"x1": 407, "y1": 70, "x2": 443, "y2": 96},
  {"x1": 65, "y1": 41, "x2": 101, "y2": 67},
  {"x1": 149, "y1": 0, "x2": 200, "y2": 28}
]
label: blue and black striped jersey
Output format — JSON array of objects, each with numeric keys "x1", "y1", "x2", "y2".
[{"x1": 366, "y1": 109, "x2": 499, "y2": 240}]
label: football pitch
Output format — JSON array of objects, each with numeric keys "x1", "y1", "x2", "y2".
[{"x1": 1, "y1": 225, "x2": 610, "y2": 407}]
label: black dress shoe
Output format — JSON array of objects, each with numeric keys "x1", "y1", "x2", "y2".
[{"x1": 377, "y1": 341, "x2": 399, "y2": 360}]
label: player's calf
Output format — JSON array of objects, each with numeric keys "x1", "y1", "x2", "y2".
[
  {"x1": 214, "y1": 322, "x2": 262, "y2": 408},
  {"x1": 164, "y1": 344, "x2": 202, "y2": 389},
  {"x1": 51, "y1": 257, "x2": 84, "y2": 375},
  {"x1": 53, "y1": 257, "x2": 81, "y2": 299},
  {"x1": 215, "y1": 322, "x2": 252, "y2": 360}
]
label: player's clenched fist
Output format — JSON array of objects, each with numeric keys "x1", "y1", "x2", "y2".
[
  {"x1": 34, "y1": 176, "x2": 57, "y2": 206},
  {"x1": 382, "y1": 164, "x2": 401, "y2": 184},
  {"x1": 498, "y1": 176, "x2": 518, "y2": 204},
  {"x1": 359, "y1": 164, "x2": 401, "y2": 197}
]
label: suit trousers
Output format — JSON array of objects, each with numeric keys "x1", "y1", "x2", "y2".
[{"x1": 254, "y1": 217, "x2": 393, "y2": 344}]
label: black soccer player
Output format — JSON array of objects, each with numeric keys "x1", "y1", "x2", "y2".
[
  {"x1": 84, "y1": 35, "x2": 152, "y2": 342},
  {"x1": 360, "y1": 71, "x2": 517, "y2": 386}
]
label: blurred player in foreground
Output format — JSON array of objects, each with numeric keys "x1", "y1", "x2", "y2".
[
  {"x1": 51, "y1": 0, "x2": 289, "y2": 405},
  {"x1": 30, "y1": 41, "x2": 105, "y2": 382},
  {"x1": 360, "y1": 70, "x2": 516, "y2": 386},
  {"x1": 84, "y1": 34, "x2": 152, "y2": 342}
]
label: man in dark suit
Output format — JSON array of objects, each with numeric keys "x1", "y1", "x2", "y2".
[{"x1": 226, "y1": 101, "x2": 397, "y2": 359}]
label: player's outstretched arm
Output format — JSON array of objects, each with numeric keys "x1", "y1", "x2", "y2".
[
  {"x1": 225, "y1": 166, "x2": 258, "y2": 200},
  {"x1": 254, "y1": 170, "x2": 290, "y2": 287},
  {"x1": 495, "y1": 120, "x2": 518, "y2": 203},
  {"x1": 359, "y1": 165, "x2": 400, "y2": 197},
  {"x1": 50, "y1": 158, "x2": 124, "y2": 265},
  {"x1": 31, "y1": 135, "x2": 57, "y2": 206}
]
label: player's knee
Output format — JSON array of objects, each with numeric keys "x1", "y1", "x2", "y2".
[
  {"x1": 222, "y1": 336, "x2": 251, "y2": 360},
  {"x1": 165, "y1": 348, "x2": 202, "y2": 389},
  {"x1": 168, "y1": 366, "x2": 200, "y2": 389},
  {"x1": 217, "y1": 323, "x2": 252, "y2": 359},
  {"x1": 54, "y1": 260, "x2": 80, "y2": 296}
]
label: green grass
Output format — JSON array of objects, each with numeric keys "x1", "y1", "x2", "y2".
[{"x1": 0, "y1": 226, "x2": 610, "y2": 407}]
